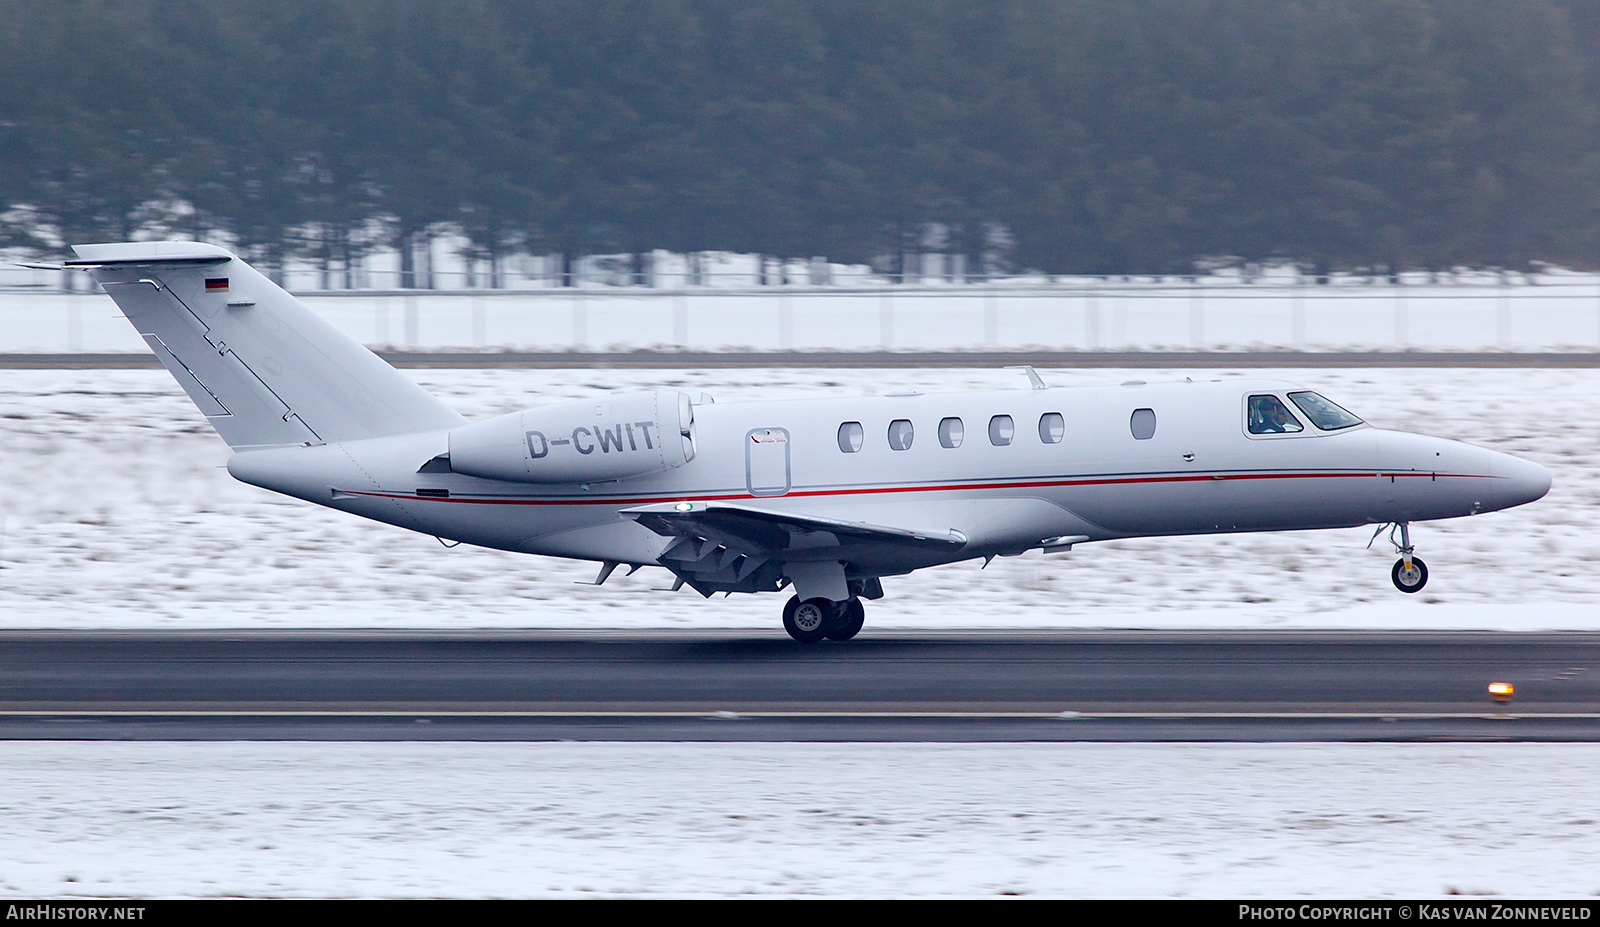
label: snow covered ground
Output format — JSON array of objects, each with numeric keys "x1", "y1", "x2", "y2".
[
  {"x1": 2, "y1": 365, "x2": 1596, "y2": 900},
  {"x1": 0, "y1": 741, "x2": 1596, "y2": 898},
  {"x1": 0, "y1": 364, "x2": 1590, "y2": 631}
]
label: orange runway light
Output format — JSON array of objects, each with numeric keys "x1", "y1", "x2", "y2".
[{"x1": 1488, "y1": 682, "x2": 1514, "y2": 703}]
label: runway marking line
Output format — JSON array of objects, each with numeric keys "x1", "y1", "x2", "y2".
[{"x1": 4, "y1": 710, "x2": 1599, "y2": 720}]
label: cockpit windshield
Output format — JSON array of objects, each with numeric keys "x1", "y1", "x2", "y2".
[{"x1": 1287, "y1": 391, "x2": 1363, "y2": 430}]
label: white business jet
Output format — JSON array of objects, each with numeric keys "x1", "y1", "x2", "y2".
[{"x1": 61, "y1": 242, "x2": 1550, "y2": 641}]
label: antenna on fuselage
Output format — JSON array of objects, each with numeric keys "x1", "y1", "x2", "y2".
[{"x1": 1004, "y1": 365, "x2": 1048, "y2": 390}]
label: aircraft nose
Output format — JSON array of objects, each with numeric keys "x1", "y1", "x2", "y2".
[{"x1": 1491, "y1": 451, "x2": 1552, "y2": 510}]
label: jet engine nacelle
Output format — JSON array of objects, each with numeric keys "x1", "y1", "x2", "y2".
[{"x1": 449, "y1": 390, "x2": 695, "y2": 483}]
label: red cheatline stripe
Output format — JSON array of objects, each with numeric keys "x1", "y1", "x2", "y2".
[{"x1": 339, "y1": 469, "x2": 1499, "y2": 507}]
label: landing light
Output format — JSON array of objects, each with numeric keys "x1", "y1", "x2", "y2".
[{"x1": 1488, "y1": 682, "x2": 1514, "y2": 703}]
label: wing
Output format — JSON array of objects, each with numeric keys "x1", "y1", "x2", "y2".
[{"x1": 621, "y1": 501, "x2": 967, "y2": 596}]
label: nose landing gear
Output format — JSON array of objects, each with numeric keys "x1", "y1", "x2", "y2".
[{"x1": 1378, "y1": 522, "x2": 1429, "y2": 593}]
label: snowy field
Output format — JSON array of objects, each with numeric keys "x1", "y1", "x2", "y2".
[
  {"x1": 0, "y1": 365, "x2": 1591, "y2": 631},
  {"x1": 2, "y1": 365, "x2": 1597, "y2": 900},
  {"x1": 5, "y1": 277, "x2": 1600, "y2": 354},
  {"x1": 0, "y1": 741, "x2": 1597, "y2": 898}
]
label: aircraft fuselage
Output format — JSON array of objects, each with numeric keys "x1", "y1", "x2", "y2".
[
  {"x1": 66, "y1": 241, "x2": 1552, "y2": 639},
  {"x1": 228, "y1": 376, "x2": 1550, "y2": 582}
]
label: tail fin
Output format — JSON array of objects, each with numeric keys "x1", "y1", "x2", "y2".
[{"x1": 73, "y1": 242, "x2": 464, "y2": 449}]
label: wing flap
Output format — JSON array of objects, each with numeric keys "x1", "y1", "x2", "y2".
[
  {"x1": 621, "y1": 500, "x2": 965, "y2": 598},
  {"x1": 622, "y1": 501, "x2": 967, "y2": 555}
]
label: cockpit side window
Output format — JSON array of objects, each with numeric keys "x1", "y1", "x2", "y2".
[
  {"x1": 1288, "y1": 391, "x2": 1363, "y2": 430},
  {"x1": 1247, "y1": 395, "x2": 1304, "y2": 435}
]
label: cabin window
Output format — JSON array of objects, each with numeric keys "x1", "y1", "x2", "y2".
[
  {"x1": 1038, "y1": 412, "x2": 1065, "y2": 444},
  {"x1": 988, "y1": 415, "x2": 1014, "y2": 446},
  {"x1": 1288, "y1": 391, "x2": 1363, "y2": 431},
  {"x1": 938, "y1": 417, "x2": 964, "y2": 448},
  {"x1": 838, "y1": 421, "x2": 864, "y2": 453},
  {"x1": 1246, "y1": 395, "x2": 1304, "y2": 435},
  {"x1": 1130, "y1": 408, "x2": 1157, "y2": 440},
  {"x1": 888, "y1": 419, "x2": 915, "y2": 451}
]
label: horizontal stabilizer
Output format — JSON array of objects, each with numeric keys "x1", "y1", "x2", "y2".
[
  {"x1": 67, "y1": 242, "x2": 234, "y2": 265},
  {"x1": 65, "y1": 255, "x2": 229, "y2": 267}
]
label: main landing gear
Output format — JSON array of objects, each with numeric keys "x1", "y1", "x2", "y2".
[
  {"x1": 782, "y1": 595, "x2": 866, "y2": 643},
  {"x1": 1381, "y1": 521, "x2": 1429, "y2": 594}
]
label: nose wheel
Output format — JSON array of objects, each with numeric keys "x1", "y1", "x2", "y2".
[
  {"x1": 1379, "y1": 522, "x2": 1429, "y2": 593},
  {"x1": 1391, "y1": 556, "x2": 1428, "y2": 593}
]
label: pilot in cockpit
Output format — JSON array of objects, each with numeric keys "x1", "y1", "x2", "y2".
[{"x1": 1248, "y1": 395, "x2": 1303, "y2": 434}]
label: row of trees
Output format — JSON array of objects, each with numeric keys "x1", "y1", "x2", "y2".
[{"x1": 2, "y1": 0, "x2": 1598, "y2": 281}]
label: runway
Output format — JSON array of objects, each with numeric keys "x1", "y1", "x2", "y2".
[{"x1": 1, "y1": 630, "x2": 1595, "y2": 742}]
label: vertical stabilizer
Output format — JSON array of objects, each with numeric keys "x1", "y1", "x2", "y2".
[{"x1": 73, "y1": 242, "x2": 464, "y2": 449}]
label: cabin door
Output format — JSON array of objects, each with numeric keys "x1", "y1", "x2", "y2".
[{"x1": 745, "y1": 427, "x2": 791, "y2": 496}]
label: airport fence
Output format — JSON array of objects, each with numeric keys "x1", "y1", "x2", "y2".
[{"x1": 4, "y1": 278, "x2": 1600, "y2": 355}]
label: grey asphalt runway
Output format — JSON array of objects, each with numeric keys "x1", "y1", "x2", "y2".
[
  {"x1": 1, "y1": 630, "x2": 1595, "y2": 741},
  {"x1": 5, "y1": 350, "x2": 1600, "y2": 368}
]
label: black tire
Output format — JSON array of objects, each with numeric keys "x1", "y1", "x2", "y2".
[
  {"x1": 824, "y1": 598, "x2": 865, "y2": 641},
  {"x1": 1391, "y1": 556, "x2": 1428, "y2": 593},
  {"x1": 783, "y1": 596, "x2": 830, "y2": 643}
]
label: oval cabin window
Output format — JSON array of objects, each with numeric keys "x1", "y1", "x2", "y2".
[
  {"x1": 1038, "y1": 412, "x2": 1064, "y2": 444},
  {"x1": 838, "y1": 421, "x2": 864, "y2": 453},
  {"x1": 1130, "y1": 408, "x2": 1157, "y2": 440},
  {"x1": 888, "y1": 419, "x2": 915, "y2": 451},
  {"x1": 938, "y1": 417, "x2": 964, "y2": 448},
  {"x1": 988, "y1": 415, "x2": 1014, "y2": 446}
]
